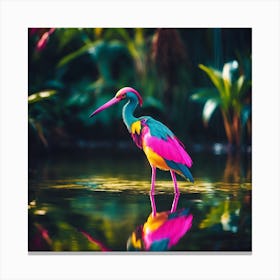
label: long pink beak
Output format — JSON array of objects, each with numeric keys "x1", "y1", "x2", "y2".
[{"x1": 89, "y1": 97, "x2": 121, "y2": 118}]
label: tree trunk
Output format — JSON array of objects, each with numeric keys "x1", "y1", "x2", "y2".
[{"x1": 221, "y1": 110, "x2": 233, "y2": 145}]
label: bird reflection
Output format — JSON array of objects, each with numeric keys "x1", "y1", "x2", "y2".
[{"x1": 127, "y1": 193, "x2": 193, "y2": 251}]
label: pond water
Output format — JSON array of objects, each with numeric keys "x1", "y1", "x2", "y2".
[{"x1": 28, "y1": 149, "x2": 251, "y2": 252}]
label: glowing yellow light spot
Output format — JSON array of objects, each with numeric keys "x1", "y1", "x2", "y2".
[
  {"x1": 34, "y1": 209, "x2": 47, "y2": 215},
  {"x1": 39, "y1": 91, "x2": 50, "y2": 98},
  {"x1": 30, "y1": 200, "x2": 36, "y2": 206}
]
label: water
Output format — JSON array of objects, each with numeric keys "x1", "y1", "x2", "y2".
[{"x1": 28, "y1": 150, "x2": 251, "y2": 252}]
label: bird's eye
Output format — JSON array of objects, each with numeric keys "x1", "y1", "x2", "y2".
[{"x1": 117, "y1": 93, "x2": 126, "y2": 100}]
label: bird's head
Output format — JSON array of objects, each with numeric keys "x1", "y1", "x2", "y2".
[{"x1": 89, "y1": 87, "x2": 143, "y2": 118}]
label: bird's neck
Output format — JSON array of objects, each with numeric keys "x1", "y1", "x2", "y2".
[{"x1": 122, "y1": 98, "x2": 139, "y2": 132}]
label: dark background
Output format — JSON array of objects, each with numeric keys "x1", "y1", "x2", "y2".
[{"x1": 28, "y1": 28, "x2": 251, "y2": 156}]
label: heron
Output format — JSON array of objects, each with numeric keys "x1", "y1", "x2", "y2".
[{"x1": 90, "y1": 87, "x2": 194, "y2": 194}]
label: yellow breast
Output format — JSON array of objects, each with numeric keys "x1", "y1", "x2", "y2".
[{"x1": 143, "y1": 144, "x2": 169, "y2": 171}]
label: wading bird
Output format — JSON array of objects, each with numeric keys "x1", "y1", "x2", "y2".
[{"x1": 90, "y1": 87, "x2": 194, "y2": 194}]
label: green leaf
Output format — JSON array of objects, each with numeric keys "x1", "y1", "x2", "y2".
[
  {"x1": 202, "y1": 99, "x2": 219, "y2": 125},
  {"x1": 190, "y1": 88, "x2": 221, "y2": 125},
  {"x1": 57, "y1": 41, "x2": 100, "y2": 68},
  {"x1": 231, "y1": 75, "x2": 244, "y2": 99},
  {"x1": 56, "y1": 28, "x2": 84, "y2": 51},
  {"x1": 241, "y1": 104, "x2": 251, "y2": 126},
  {"x1": 199, "y1": 64, "x2": 225, "y2": 96},
  {"x1": 190, "y1": 88, "x2": 219, "y2": 103},
  {"x1": 113, "y1": 28, "x2": 131, "y2": 42},
  {"x1": 87, "y1": 78, "x2": 114, "y2": 93},
  {"x1": 222, "y1": 60, "x2": 239, "y2": 84},
  {"x1": 28, "y1": 90, "x2": 56, "y2": 104},
  {"x1": 222, "y1": 60, "x2": 239, "y2": 100},
  {"x1": 236, "y1": 75, "x2": 245, "y2": 93}
]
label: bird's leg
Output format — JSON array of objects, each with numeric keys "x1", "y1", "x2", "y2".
[
  {"x1": 150, "y1": 166, "x2": 156, "y2": 195},
  {"x1": 149, "y1": 192, "x2": 157, "y2": 217},
  {"x1": 170, "y1": 170, "x2": 180, "y2": 194},
  {"x1": 171, "y1": 192, "x2": 180, "y2": 213}
]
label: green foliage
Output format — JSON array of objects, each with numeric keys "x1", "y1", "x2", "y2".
[
  {"x1": 28, "y1": 90, "x2": 56, "y2": 104},
  {"x1": 28, "y1": 28, "x2": 251, "y2": 151},
  {"x1": 190, "y1": 60, "x2": 251, "y2": 146},
  {"x1": 199, "y1": 199, "x2": 241, "y2": 231}
]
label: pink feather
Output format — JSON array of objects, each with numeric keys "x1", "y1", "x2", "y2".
[
  {"x1": 145, "y1": 135, "x2": 193, "y2": 167},
  {"x1": 144, "y1": 212, "x2": 193, "y2": 250}
]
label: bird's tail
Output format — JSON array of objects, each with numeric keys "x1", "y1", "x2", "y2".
[
  {"x1": 179, "y1": 164, "x2": 194, "y2": 183},
  {"x1": 166, "y1": 160, "x2": 194, "y2": 183}
]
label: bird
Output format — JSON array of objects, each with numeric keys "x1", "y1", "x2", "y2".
[{"x1": 89, "y1": 87, "x2": 194, "y2": 194}]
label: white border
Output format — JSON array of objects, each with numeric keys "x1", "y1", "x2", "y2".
[{"x1": 1, "y1": 0, "x2": 279, "y2": 279}]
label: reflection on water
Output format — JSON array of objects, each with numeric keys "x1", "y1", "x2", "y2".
[
  {"x1": 28, "y1": 151, "x2": 251, "y2": 252},
  {"x1": 127, "y1": 194, "x2": 193, "y2": 251}
]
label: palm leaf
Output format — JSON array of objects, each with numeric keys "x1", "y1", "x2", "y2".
[
  {"x1": 190, "y1": 88, "x2": 219, "y2": 103},
  {"x1": 231, "y1": 75, "x2": 245, "y2": 99},
  {"x1": 57, "y1": 41, "x2": 100, "y2": 68},
  {"x1": 198, "y1": 64, "x2": 225, "y2": 97},
  {"x1": 202, "y1": 98, "x2": 220, "y2": 125},
  {"x1": 222, "y1": 61, "x2": 240, "y2": 99}
]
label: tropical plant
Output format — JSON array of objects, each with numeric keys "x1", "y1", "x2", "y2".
[
  {"x1": 28, "y1": 89, "x2": 57, "y2": 147},
  {"x1": 190, "y1": 60, "x2": 251, "y2": 147},
  {"x1": 199, "y1": 199, "x2": 241, "y2": 232},
  {"x1": 28, "y1": 28, "x2": 251, "y2": 151}
]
